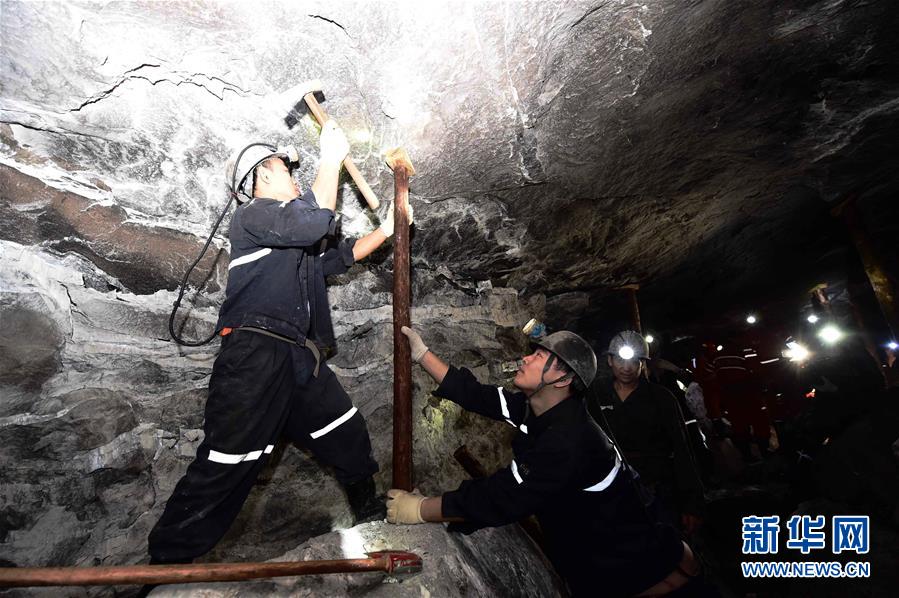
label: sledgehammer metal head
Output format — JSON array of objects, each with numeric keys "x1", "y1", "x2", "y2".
[
  {"x1": 279, "y1": 79, "x2": 327, "y2": 129},
  {"x1": 272, "y1": 78, "x2": 381, "y2": 210}
]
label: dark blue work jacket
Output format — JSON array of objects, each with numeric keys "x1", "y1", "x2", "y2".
[
  {"x1": 215, "y1": 189, "x2": 355, "y2": 352},
  {"x1": 438, "y1": 366, "x2": 683, "y2": 597}
]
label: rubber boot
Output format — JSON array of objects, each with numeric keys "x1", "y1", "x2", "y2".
[{"x1": 344, "y1": 477, "x2": 386, "y2": 524}]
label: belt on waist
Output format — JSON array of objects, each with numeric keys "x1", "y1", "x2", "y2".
[{"x1": 220, "y1": 326, "x2": 321, "y2": 377}]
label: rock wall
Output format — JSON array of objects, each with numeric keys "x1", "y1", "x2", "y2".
[{"x1": 0, "y1": 239, "x2": 542, "y2": 592}]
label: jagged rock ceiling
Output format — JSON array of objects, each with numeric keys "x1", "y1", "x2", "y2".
[{"x1": 3, "y1": 0, "x2": 897, "y2": 333}]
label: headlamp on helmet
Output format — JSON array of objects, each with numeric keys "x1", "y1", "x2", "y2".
[
  {"x1": 608, "y1": 331, "x2": 649, "y2": 361},
  {"x1": 226, "y1": 142, "x2": 300, "y2": 202},
  {"x1": 618, "y1": 346, "x2": 635, "y2": 360}
]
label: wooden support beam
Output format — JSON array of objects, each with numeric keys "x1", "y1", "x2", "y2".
[
  {"x1": 618, "y1": 284, "x2": 643, "y2": 335},
  {"x1": 385, "y1": 148, "x2": 416, "y2": 491},
  {"x1": 832, "y1": 197, "x2": 899, "y2": 340}
]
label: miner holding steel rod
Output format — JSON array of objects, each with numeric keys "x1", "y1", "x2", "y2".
[{"x1": 389, "y1": 326, "x2": 717, "y2": 597}]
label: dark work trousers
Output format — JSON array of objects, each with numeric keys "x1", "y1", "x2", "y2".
[{"x1": 148, "y1": 329, "x2": 378, "y2": 562}]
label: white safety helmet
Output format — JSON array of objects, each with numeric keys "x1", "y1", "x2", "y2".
[
  {"x1": 607, "y1": 330, "x2": 649, "y2": 361},
  {"x1": 225, "y1": 143, "x2": 300, "y2": 202}
]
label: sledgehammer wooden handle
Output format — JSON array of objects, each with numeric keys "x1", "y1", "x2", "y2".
[{"x1": 303, "y1": 92, "x2": 380, "y2": 210}]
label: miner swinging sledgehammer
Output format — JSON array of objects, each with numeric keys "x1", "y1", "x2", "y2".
[{"x1": 147, "y1": 80, "x2": 413, "y2": 565}]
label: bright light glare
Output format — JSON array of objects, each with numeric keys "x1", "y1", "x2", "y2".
[
  {"x1": 716, "y1": 345, "x2": 723, "y2": 352},
  {"x1": 817, "y1": 325, "x2": 843, "y2": 345},
  {"x1": 807, "y1": 314, "x2": 819, "y2": 324},
  {"x1": 350, "y1": 129, "x2": 372, "y2": 143},
  {"x1": 618, "y1": 346, "x2": 635, "y2": 360},
  {"x1": 645, "y1": 334, "x2": 655, "y2": 344},
  {"x1": 676, "y1": 380, "x2": 687, "y2": 391},
  {"x1": 784, "y1": 341, "x2": 810, "y2": 362},
  {"x1": 888, "y1": 341, "x2": 898, "y2": 350},
  {"x1": 746, "y1": 315, "x2": 757, "y2": 324},
  {"x1": 338, "y1": 527, "x2": 366, "y2": 558}
]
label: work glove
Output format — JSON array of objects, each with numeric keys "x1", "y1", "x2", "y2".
[
  {"x1": 386, "y1": 488, "x2": 425, "y2": 524},
  {"x1": 319, "y1": 120, "x2": 350, "y2": 164},
  {"x1": 401, "y1": 326, "x2": 428, "y2": 362},
  {"x1": 379, "y1": 201, "x2": 415, "y2": 238}
]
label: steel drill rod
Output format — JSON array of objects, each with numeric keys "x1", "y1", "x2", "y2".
[
  {"x1": 392, "y1": 163, "x2": 413, "y2": 491},
  {"x1": 0, "y1": 551, "x2": 423, "y2": 588}
]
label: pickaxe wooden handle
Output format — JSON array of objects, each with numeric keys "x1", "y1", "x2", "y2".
[{"x1": 302, "y1": 92, "x2": 380, "y2": 210}]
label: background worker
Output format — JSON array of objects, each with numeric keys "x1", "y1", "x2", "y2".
[
  {"x1": 708, "y1": 334, "x2": 770, "y2": 464},
  {"x1": 587, "y1": 330, "x2": 705, "y2": 535},
  {"x1": 389, "y1": 326, "x2": 712, "y2": 597},
  {"x1": 147, "y1": 121, "x2": 411, "y2": 566}
]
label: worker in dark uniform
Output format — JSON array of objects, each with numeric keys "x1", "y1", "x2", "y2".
[
  {"x1": 389, "y1": 327, "x2": 713, "y2": 597},
  {"x1": 146, "y1": 121, "x2": 411, "y2": 566},
  {"x1": 587, "y1": 331, "x2": 705, "y2": 535},
  {"x1": 709, "y1": 336, "x2": 770, "y2": 463}
]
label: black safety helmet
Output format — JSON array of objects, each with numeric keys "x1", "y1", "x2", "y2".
[{"x1": 534, "y1": 331, "x2": 598, "y2": 388}]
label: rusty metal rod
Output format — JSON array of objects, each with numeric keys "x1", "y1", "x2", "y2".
[
  {"x1": 452, "y1": 445, "x2": 488, "y2": 479},
  {"x1": 386, "y1": 148, "x2": 415, "y2": 491},
  {"x1": 0, "y1": 551, "x2": 423, "y2": 588}
]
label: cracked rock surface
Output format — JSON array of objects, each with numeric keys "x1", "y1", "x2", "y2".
[
  {"x1": 0, "y1": 240, "x2": 535, "y2": 595},
  {"x1": 1, "y1": 0, "x2": 898, "y2": 595}
]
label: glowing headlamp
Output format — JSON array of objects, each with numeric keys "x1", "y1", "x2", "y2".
[
  {"x1": 783, "y1": 341, "x2": 810, "y2": 363},
  {"x1": 618, "y1": 346, "x2": 635, "y2": 360},
  {"x1": 817, "y1": 325, "x2": 843, "y2": 345}
]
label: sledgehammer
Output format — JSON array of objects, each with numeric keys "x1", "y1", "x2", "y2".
[{"x1": 279, "y1": 79, "x2": 380, "y2": 210}]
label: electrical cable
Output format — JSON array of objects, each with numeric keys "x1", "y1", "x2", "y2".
[
  {"x1": 168, "y1": 142, "x2": 274, "y2": 346},
  {"x1": 167, "y1": 192, "x2": 236, "y2": 346}
]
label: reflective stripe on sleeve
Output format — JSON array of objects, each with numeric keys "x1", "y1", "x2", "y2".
[
  {"x1": 310, "y1": 406, "x2": 358, "y2": 440},
  {"x1": 208, "y1": 444, "x2": 275, "y2": 464},
  {"x1": 228, "y1": 248, "x2": 272, "y2": 270},
  {"x1": 510, "y1": 459, "x2": 524, "y2": 484},
  {"x1": 583, "y1": 459, "x2": 621, "y2": 492},
  {"x1": 497, "y1": 387, "x2": 510, "y2": 419}
]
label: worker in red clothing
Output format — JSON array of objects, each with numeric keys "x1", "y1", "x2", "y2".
[{"x1": 709, "y1": 336, "x2": 770, "y2": 462}]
